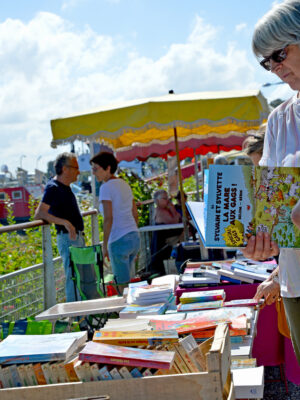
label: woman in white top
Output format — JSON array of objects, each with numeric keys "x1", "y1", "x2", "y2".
[
  {"x1": 91, "y1": 152, "x2": 140, "y2": 284},
  {"x1": 245, "y1": 0, "x2": 300, "y2": 364}
]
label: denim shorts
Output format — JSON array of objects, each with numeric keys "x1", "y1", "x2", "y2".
[{"x1": 108, "y1": 231, "x2": 140, "y2": 284}]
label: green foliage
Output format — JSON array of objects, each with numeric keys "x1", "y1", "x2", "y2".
[{"x1": 118, "y1": 170, "x2": 157, "y2": 226}]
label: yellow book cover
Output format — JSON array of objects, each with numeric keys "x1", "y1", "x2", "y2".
[
  {"x1": 64, "y1": 356, "x2": 80, "y2": 382},
  {"x1": 93, "y1": 329, "x2": 178, "y2": 346},
  {"x1": 33, "y1": 363, "x2": 47, "y2": 385}
]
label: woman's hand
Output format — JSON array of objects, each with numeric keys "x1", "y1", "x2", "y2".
[
  {"x1": 242, "y1": 232, "x2": 279, "y2": 261},
  {"x1": 254, "y1": 279, "x2": 280, "y2": 305}
]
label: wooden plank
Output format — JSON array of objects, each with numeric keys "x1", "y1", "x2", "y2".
[
  {"x1": 0, "y1": 372, "x2": 225, "y2": 400},
  {"x1": 206, "y1": 324, "x2": 231, "y2": 390}
]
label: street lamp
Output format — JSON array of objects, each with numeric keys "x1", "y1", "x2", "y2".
[
  {"x1": 262, "y1": 81, "x2": 286, "y2": 87},
  {"x1": 20, "y1": 155, "x2": 26, "y2": 169},
  {"x1": 36, "y1": 155, "x2": 42, "y2": 169}
]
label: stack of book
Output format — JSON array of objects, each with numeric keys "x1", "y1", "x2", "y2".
[
  {"x1": 119, "y1": 277, "x2": 176, "y2": 319},
  {"x1": 177, "y1": 289, "x2": 226, "y2": 312},
  {"x1": 179, "y1": 268, "x2": 220, "y2": 289}
]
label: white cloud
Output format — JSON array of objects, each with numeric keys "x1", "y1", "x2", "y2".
[
  {"x1": 235, "y1": 23, "x2": 247, "y2": 32},
  {"x1": 0, "y1": 12, "x2": 289, "y2": 175},
  {"x1": 61, "y1": 0, "x2": 88, "y2": 11}
]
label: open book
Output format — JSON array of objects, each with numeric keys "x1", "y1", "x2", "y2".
[{"x1": 187, "y1": 165, "x2": 300, "y2": 248}]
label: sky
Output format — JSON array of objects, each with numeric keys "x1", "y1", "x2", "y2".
[{"x1": 0, "y1": 0, "x2": 295, "y2": 175}]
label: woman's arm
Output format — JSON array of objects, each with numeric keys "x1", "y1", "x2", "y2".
[
  {"x1": 132, "y1": 199, "x2": 139, "y2": 226},
  {"x1": 254, "y1": 266, "x2": 280, "y2": 305},
  {"x1": 102, "y1": 200, "x2": 113, "y2": 262}
]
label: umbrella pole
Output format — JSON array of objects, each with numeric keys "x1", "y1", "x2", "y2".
[
  {"x1": 173, "y1": 127, "x2": 189, "y2": 241},
  {"x1": 194, "y1": 149, "x2": 200, "y2": 201}
]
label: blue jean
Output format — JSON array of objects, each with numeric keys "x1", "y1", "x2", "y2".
[
  {"x1": 108, "y1": 231, "x2": 140, "y2": 284},
  {"x1": 57, "y1": 232, "x2": 85, "y2": 302}
]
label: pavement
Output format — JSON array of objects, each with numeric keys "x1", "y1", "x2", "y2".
[{"x1": 263, "y1": 366, "x2": 300, "y2": 400}]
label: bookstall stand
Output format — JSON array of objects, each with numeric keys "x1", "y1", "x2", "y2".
[{"x1": 0, "y1": 324, "x2": 234, "y2": 400}]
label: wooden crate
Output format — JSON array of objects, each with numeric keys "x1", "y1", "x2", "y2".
[{"x1": 0, "y1": 324, "x2": 234, "y2": 400}]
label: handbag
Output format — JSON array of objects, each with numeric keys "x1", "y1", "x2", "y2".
[{"x1": 275, "y1": 297, "x2": 291, "y2": 339}]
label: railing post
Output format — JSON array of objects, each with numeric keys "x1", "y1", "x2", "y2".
[
  {"x1": 91, "y1": 212, "x2": 100, "y2": 245},
  {"x1": 42, "y1": 225, "x2": 56, "y2": 309}
]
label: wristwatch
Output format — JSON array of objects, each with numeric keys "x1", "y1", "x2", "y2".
[{"x1": 271, "y1": 274, "x2": 280, "y2": 284}]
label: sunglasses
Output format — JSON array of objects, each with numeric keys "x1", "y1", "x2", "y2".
[{"x1": 260, "y1": 48, "x2": 287, "y2": 71}]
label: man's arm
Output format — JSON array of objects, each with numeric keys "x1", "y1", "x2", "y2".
[
  {"x1": 102, "y1": 200, "x2": 113, "y2": 263},
  {"x1": 34, "y1": 202, "x2": 77, "y2": 240}
]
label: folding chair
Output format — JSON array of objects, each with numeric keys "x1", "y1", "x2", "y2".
[{"x1": 69, "y1": 244, "x2": 117, "y2": 332}]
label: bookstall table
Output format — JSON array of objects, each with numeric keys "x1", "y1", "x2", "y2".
[{"x1": 35, "y1": 297, "x2": 126, "y2": 331}]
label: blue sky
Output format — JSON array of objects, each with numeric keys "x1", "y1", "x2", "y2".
[{"x1": 0, "y1": 0, "x2": 294, "y2": 174}]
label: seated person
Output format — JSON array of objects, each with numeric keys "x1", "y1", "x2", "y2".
[
  {"x1": 154, "y1": 189, "x2": 181, "y2": 224},
  {"x1": 147, "y1": 190, "x2": 183, "y2": 276}
]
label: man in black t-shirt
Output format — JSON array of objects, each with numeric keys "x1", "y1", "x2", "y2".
[{"x1": 35, "y1": 152, "x2": 84, "y2": 302}]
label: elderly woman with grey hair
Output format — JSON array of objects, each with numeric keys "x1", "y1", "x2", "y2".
[{"x1": 243, "y1": 0, "x2": 300, "y2": 364}]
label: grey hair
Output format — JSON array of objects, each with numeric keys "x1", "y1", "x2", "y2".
[
  {"x1": 154, "y1": 189, "x2": 167, "y2": 204},
  {"x1": 252, "y1": 0, "x2": 300, "y2": 58},
  {"x1": 54, "y1": 152, "x2": 76, "y2": 175}
]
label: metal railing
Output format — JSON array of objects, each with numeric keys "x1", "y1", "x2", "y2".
[{"x1": 0, "y1": 210, "x2": 100, "y2": 323}]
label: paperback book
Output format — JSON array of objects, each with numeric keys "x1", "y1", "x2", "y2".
[
  {"x1": 187, "y1": 165, "x2": 300, "y2": 248},
  {"x1": 180, "y1": 289, "x2": 225, "y2": 304},
  {"x1": 0, "y1": 331, "x2": 87, "y2": 365},
  {"x1": 93, "y1": 329, "x2": 179, "y2": 346},
  {"x1": 79, "y1": 341, "x2": 175, "y2": 370},
  {"x1": 177, "y1": 300, "x2": 224, "y2": 312}
]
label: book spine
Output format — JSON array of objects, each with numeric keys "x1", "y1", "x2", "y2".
[
  {"x1": 9, "y1": 364, "x2": 23, "y2": 387},
  {"x1": 41, "y1": 363, "x2": 53, "y2": 384},
  {"x1": 141, "y1": 368, "x2": 152, "y2": 377},
  {"x1": 74, "y1": 361, "x2": 88, "y2": 382},
  {"x1": 79, "y1": 354, "x2": 171, "y2": 370},
  {"x1": 83, "y1": 362, "x2": 94, "y2": 382},
  {"x1": 118, "y1": 366, "x2": 132, "y2": 379},
  {"x1": 99, "y1": 366, "x2": 113, "y2": 380},
  {"x1": 110, "y1": 367, "x2": 123, "y2": 380},
  {"x1": 33, "y1": 363, "x2": 47, "y2": 385},
  {"x1": 17, "y1": 365, "x2": 29, "y2": 387},
  {"x1": 49, "y1": 363, "x2": 60, "y2": 384},
  {"x1": 90, "y1": 363, "x2": 102, "y2": 381},
  {"x1": 25, "y1": 364, "x2": 38, "y2": 386},
  {"x1": 64, "y1": 361, "x2": 80, "y2": 382},
  {"x1": 95, "y1": 338, "x2": 177, "y2": 346},
  {"x1": 1, "y1": 367, "x2": 13, "y2": 388},
  {"x1": 130, "y1": 367, "x2": 143, "y2": 378}
]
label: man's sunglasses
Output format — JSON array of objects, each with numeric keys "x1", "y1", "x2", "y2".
[{"x1": 260, "y1": 48, "x2": 287, "y2": 71}]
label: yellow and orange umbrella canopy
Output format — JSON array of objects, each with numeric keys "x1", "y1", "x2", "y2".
[{"x1": 50, "y1": 89, "x2": 269, "y2": 159}]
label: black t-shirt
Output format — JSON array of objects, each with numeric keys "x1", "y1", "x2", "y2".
[{"x1": 42, "y1": 179, "x2": 84, "y2": 233}]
